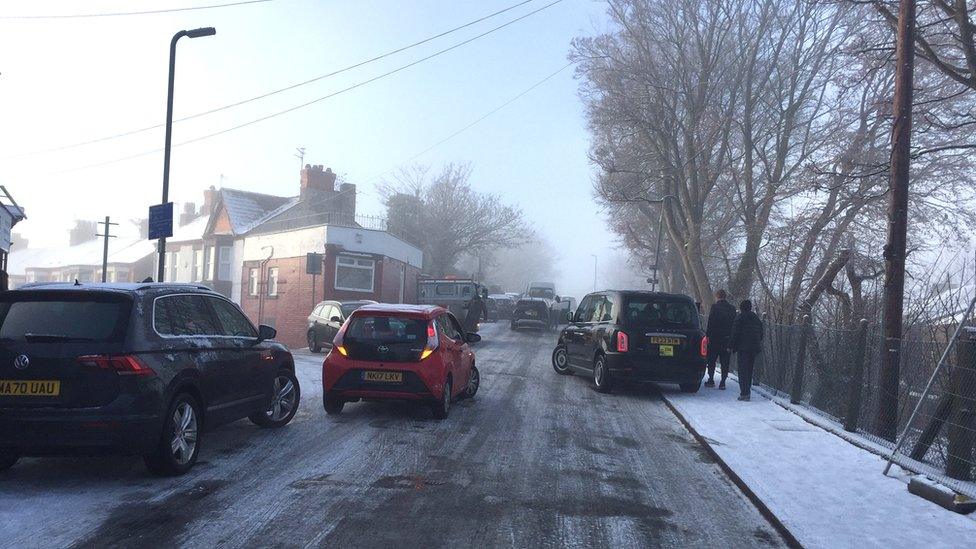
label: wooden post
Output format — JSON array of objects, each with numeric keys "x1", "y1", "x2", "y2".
[
  {"x1": 947, "y1": 331, "x2": 976, "y2": 480},
  {"x1": 791, "y1": 315, "x2": 811, "y2": 404},
  {"x1": 844, "y1": 319, "x2": 869, "y2": 432}
]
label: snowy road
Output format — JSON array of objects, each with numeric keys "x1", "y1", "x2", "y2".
[{"x1": 1, "y1": 323, "x2": 784, "y2": 548}]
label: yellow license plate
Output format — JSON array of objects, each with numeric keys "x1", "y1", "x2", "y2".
[
  {"x1": 650, "y1": 336, "x2": 682, "y2": 345},
  {"x1": 659, "y1": 345, "x2": 674, "y2": 357},
  {"x1": 0, "y1": 379, "x2": 61, "y2": 397},
  {"x1": 363, "y1": 371, "x2": 402, "y2": 383}
]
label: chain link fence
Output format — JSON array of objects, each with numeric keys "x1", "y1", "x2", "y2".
[{"x1": 749, "y1": 319, "x2": 976, "y2": 499}]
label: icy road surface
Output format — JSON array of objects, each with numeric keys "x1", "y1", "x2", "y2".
[{"x1": 0, "y1": 323, "x2": 784, "y2": 548}]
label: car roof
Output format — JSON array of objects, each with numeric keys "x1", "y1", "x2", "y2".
[
  {"x1": 353, "y1": 303, "x2": 445, "y2": 318},
  {"x1": 10, "y1": 282, "x2": 216, "y2": 294},
  {"x1": 610, "y1": 290, "x2": 696, "y2": 301}
]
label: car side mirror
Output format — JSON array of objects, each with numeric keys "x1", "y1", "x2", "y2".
[
  {"x1": 465, "y1": 332, "x2": 482, "y2": 343},
  {"x1": 257, "y1": 324, "x2": 277, "y2": 342},
  {"x1": 330, "y1": 316, "x2": 342, "y2": 323}
]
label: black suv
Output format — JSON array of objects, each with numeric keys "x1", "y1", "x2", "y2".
[
  {"x1": 307, "y1": 299, "x2": 376, "y2": 352},
  {"x1": 551, "y1": 290, "x2": 705, "y2": 393},
  {"x1": 0, "y1": 283, "x2": 300, "y2": 476}
]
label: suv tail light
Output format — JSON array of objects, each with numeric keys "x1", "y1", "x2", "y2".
[
  {"x1": 616, "y1": 331, "x2": 629, "y2": 353},
  {"x1": 79, "y1": 355, "x2": 155, "y2": 376},
  {"x1": 421, "y1": 321, "x2": 439, "y2": 360},
  {"x1": 700, "y1": 336, "x2": 709, "y2": 358},
  {"x1": 333, "y1": 321, "x2": 349, "y2": 356}
]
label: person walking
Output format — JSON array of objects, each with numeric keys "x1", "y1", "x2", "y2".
[
  {"x1": 462, "y1": 289, "x2": 487, "y2": 333},
  {"x1": 729, "y1": 299, "x2": 763, "y2": 401},
  {"x1": 704, "y1": 289, "x2": 736, "y2": 389}
]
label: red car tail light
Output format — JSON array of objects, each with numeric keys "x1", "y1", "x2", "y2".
[
  {"x1": 78, "y1": 355, "x2": 156, "y2": 376},
  {"x1": 333, "y1": 320, "x2": 349, "y2": 356},
  {"x1": 700, "y1": 336, "x2": 709, "y2": 358},
  {"x1": 616, "y1": 331, "x2": 629, "y2": 353},
  {"x1": 421, "y1": 321, "x2": 439, "y2": 360}
]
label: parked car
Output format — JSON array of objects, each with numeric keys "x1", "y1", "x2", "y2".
[
  {"x1": 487, "y1": 294, "x2": 515, "y2": 320},
  {"x1": 511, "y1": 298, "x2": 553, "y2": 331},
  {"x1": 321, "y1": 304, "x2": 480, "y2": 419},
  {"x1": 307, "y1": 299, "x2": 377, "y2": 352},
  {"x1": 551, "y1": 290, "x2": 706, "y2": 393},
  {"x1": 0, "y1": 282, "x2": 299, "y2": 476},
  {"x1": 416, "y1": 278, "x2": 488, "y2": 326}
]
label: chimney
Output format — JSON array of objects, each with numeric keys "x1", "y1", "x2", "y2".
[
  {"x1": 179, "y1": 202, "x2": 197, "y2": 226},
  {"x1": 300, "y1": 164, "x2": 337, "y2": 200},
  {"x1": 338, "y1": 182, "x2": 357, "y2": 217},
  {"x1": 203, "y1": 185, "x2": 218, "y2": 214},
  {"x1": 69, "y1": 220, "x2": 98, "y2": 247}
]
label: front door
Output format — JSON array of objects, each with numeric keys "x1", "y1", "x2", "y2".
[
  {"x1": 436, "y1": 314, "x2": 465, "y2": 396},
  {"x1": 565, "y1": 295, "x2": 596, "y2": 367}
]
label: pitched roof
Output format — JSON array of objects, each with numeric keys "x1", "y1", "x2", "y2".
[
  {"x1": 217, "y1": 188, "x2": 295, "y2": 235},
  {"x1": 6, "y1": 237, "x2": 155, "y2": 276}
]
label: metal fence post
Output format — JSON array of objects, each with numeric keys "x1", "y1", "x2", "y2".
[
  {"x1": 791, "y1": 315, "x2": 811, "y2": 405},
  {"x1": 844, "y1": 319, "x2": 869, "y2": 432}
]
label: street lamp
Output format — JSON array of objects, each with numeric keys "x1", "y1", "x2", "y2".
[
  {"x1": 157, "y1": 27, "x2": 216, "y2": 282},
  {"x1": 590, "y1": 254, "x2": 598, "y2": 292}
]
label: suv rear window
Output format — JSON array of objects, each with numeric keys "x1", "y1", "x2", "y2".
[
  {"x1": 623, "y1": 297, "x2": 699, "y2": 328},
  {"x1": 345, "y1": 315, "x2": 427, "y2": 344},
  {"x1": 0, "y1": 293, "x2": 131, "y2": 342}
]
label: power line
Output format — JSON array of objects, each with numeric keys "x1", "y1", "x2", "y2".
[
  {"x1": 8, "y1": 0, "x2": 542, "y2": 157},
  {"x1": 0, "y1": 0, "x2": 273, "y2": 20},
  {"x1": 52, "y1": 0, "x2": 567, "y2": 174}
]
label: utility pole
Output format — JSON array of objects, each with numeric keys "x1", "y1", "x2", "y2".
[
  {"x1": 877, "y1": 0, "x2": 916, "y2": 441},
  {"x1": 590, "y1": 254, "x2": 598, "y2": 292},
  {"x1": 295, "y1": 147, "x2": 306, "y2": 170},
  {"x1": 96, "y1": 216, "x2": 118, "y2": 283}
]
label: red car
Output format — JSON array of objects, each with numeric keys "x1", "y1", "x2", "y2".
[{"x1": 321, "y1": 304, "x2": 480, "y2": 419}]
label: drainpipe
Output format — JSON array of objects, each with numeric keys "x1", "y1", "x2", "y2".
[{"x1": 258, "y1": 245, "x2": 274, "y2": 325}]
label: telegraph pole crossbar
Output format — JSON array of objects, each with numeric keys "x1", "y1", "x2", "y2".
[{"x1": 96, "y1": 216, "x2": 119, "y2": 283}]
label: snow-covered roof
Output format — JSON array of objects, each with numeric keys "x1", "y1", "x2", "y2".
[
  {"x1": 6, "y1": 237, "x2": 155, "y2": 276},
  {"x1": 168, "y1": 214, "x2": 209, "y2": 244},
  {"x1": 220, "y1": 188, "x2": 295, "y2": 235}
]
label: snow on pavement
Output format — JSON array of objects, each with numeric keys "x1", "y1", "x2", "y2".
[{"x1": 659, "y1": 377, "x2": 976, "y2": 549}]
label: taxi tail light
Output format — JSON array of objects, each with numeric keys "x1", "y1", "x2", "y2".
[
  {"x1": 79, "y1": 355, "x2": 155, "y2": 376},
  {"x1": 616, "y1": 331, "x2": 629, "y2": 353},
  {"x1": 700, "y1": 336, "x2": 709, "y2": 358},
  {"x1": 333, "y1": 321, "x2": 349, "y2": 356},
  {"x1": 421, "y1": 321, "x2": 439, "y2": 360}
]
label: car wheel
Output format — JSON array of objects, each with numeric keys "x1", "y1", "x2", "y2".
[
  {"x1": 308, "y1": 331, "x2": 322, "y2": 353},
  {"x1": 461, "y1": 365, "x2": 480, "y2": 399},
  {"x1": 431, "y1": 378, "x2": 452, "y2": 420},
  {"x1": 0, "y1": 450, "x2": 18, "y2": 472},
  {"x1": 250, "y1": 370, "x2": 301, "y2": 428},
  {"x1": 680, "y1": 381, "x2": 702, "y2": 393},
  {"x1": 552, "y1": 346, "x2": 572, "y2": 375},
  {"x1": 144, "y1": 393, "x2": 202, "y2": 477},
  {"x1": 323, "y1": 392, "x2": 345, "y2": 415},
  {"x1": 593, "y1": 354, "x2": 612, "y2": 394}
]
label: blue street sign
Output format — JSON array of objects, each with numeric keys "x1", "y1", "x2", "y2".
[{"x1": 148, "y1": 202, "x2": 174, "y2": 240}]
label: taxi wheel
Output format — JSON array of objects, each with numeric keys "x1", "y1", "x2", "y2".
[
  {"x1": 0, "y1": 451, "x2": 18, "y2": 472},
  {"x1": 431, "y1": 378, "x2": 452, "y2": 420},
  {"x1": 593, "y1": 354, "x2": 613, "y2": 394},
  {"x1": 324, "y1": 392, "x2": 345, "y2": 415},
  {"x1": 552, "y1": 346, "x2": 572, "y2": 375},
  {"x1": 680, "y1": 381, "x2": 702, "y2": 393}
]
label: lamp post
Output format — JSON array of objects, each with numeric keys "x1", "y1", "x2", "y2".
[
  {"x1": 157, "y1": 27, "x2": 216, "y2": 282},
  {"x1": 590, "y1": 254, "x2": 598, "y2": 292}
]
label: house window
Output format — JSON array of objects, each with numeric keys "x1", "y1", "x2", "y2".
[
  {"x1": 335, "y1": 256, "x2": 374, "y2": 292},
  {"x1": 267, "y1": 267, "x2": 279, "y2": 296},
  {"x1": 218, "y1": 246, "x2": 232, "y2": 281},
  {"x1": 248, "y1": 268, "x2": 258, "y2": 296},
  {"x1": 168, "y1": 251, "x2": 179, "y2": 282},
  {"x1": 193, "y1": 249, "x2": 204, "y2": 281},
  {"x1": 204, "y1": 246, "x2": 215, "y2": 281}
]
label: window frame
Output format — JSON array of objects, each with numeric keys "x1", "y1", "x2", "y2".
[
  {"x1": 248, "y1": 268, "x2": 259, "y2": 296},
  {"x1": 217, "y1": 246, "x2": 232, "y2": 281},
  {"x1": 334, "y1": 255, "x2": 375, "y2": 293},
  {"x1": 267, "y1": 267, "x2": 279, "y2": 297}
]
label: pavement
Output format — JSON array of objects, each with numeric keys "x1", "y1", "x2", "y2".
[
  {"x1": 0, "y1": 323, "x2": 785, "y2": 548},
  {"x1": 660, "y1": 376, "x2": 976, "y2": 549}
]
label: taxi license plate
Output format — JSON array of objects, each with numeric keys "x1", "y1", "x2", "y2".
[
  {"x1": 659, "y1": 345, "x2": 674, "y2": 357},
  {"x1": 0, "y1": 379, "x2": 60, "y2": 397},
  {"x1": 363, "y1": 371, "x2": 402, "y2": 383},
  {"x1": 650, "y1": 336, "x2": 682, "y2": 345}
]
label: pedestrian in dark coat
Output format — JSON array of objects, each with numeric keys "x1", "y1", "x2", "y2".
[
  {"x1": 462, "y1": 291, "x2": 487, "y2": 334},
  {"x1": 729, "y1": 299, "x2": 763, "y2": 401},
  {"x1": 705, "y1": 289, "x2": 736, "y2": 389}
]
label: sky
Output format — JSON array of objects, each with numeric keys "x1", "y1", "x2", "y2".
[{"x1": 0, "y1": 0, "x2": 625, "y2": 299}]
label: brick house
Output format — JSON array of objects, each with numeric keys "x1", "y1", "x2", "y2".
[{"x1": 234, "y1": 165, "x2": 423, "y2": 348}]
